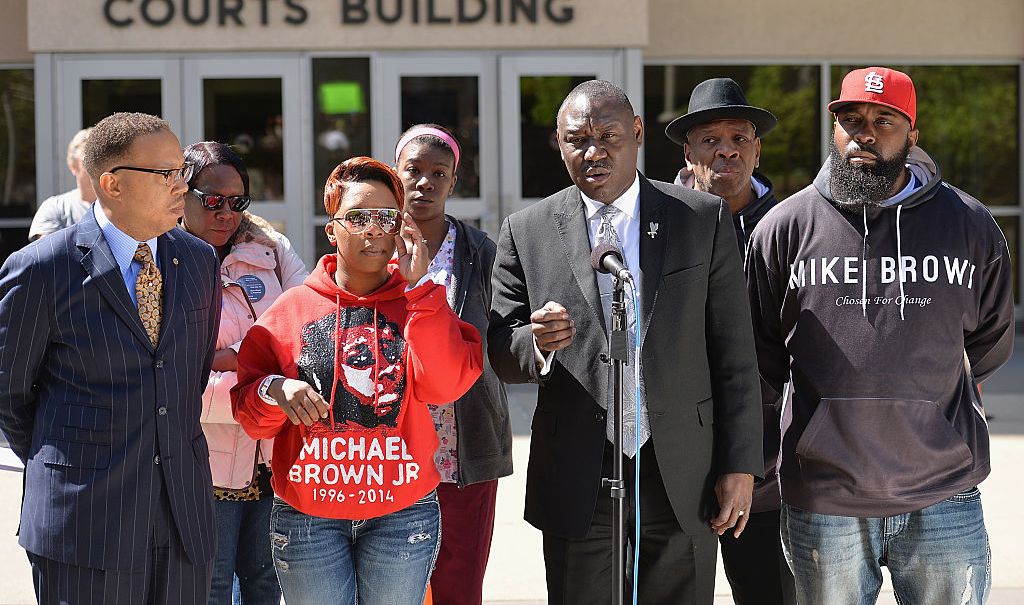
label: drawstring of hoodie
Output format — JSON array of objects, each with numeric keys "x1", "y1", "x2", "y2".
[
  {"x1": 860, "y1": 204, "x2": 907, "y2": 320},
  {"x1": 329, "y1": 294, "x2": 341, "y2": 429},
  {"x1": 372, "y1": 305, "x2": 381, "y2": 411},
  {"x1": 861, "y1": 207, "x2": 869, "y2": 317},
  {"x1": 895, "y1": 204, "x2": 905, "y2": 320}
]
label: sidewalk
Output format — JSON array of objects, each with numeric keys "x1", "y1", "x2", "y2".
[{"x1": 2, "y1": 346, "x2": 1023, "y2": 604}]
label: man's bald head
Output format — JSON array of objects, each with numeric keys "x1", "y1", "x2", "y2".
[{"x1": 558, "y1": 80, "x2": 634, "y2": 122}]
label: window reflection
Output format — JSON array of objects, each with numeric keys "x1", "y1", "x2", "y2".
[
  {"x1": 82, "y1": 79, "x2": 161, "y2": 127},
  {"x1": 203, "y1": 78, "x2": 283, "y2": 201},
  {"x1": 312, "y1": 58, "x2": 372, "y2": 212},
  {"x1": 0, "y1": 69, "x2": 35, "y2": 220},
  {"x1": 643, "y1": 65, "x2": 821, "y2": 200}
]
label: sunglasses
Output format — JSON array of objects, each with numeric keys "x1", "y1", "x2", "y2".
[
  {"x1": 330, "y1": 209, "x2": 402, "y2": 235},
  {"x1": 109, "y1": 162, "x2": 196, "y2": 187},
  {"x1": 189, "y1": 187, "x2": 252, "y2": 212}
]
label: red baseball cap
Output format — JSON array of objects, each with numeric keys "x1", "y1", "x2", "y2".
[{"x1": 828, "y1": 67, "x2": 917, "y2": 127}]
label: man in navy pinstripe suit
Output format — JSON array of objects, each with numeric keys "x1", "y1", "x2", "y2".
[{"x1": 0, "y1": 113, "x2": 222, "y2": 605}]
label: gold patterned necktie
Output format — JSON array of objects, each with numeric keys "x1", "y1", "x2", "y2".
[{"x1": 134, "y1": 242, "x2": 163, "y2": 347}]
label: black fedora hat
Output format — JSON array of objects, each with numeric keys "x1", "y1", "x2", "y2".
[{"x1": 664, "y1": 78, "x2": 777, "y2": 146}]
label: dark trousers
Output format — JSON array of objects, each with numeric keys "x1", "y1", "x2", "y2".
[
  {"x1": 29, "y1": 478, "x2": 212, "y2": 605},
  {"x1": 542, "y1": 441, "x2": 717, "y2": 605},
  {"x1": 430, "y1": 480, "x2": 499, "y2": 605},
  {"x1": 719, "y1": 509, "x2": 796, "y2": 605}
]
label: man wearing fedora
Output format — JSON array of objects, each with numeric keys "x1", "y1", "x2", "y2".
[
  {"x1": 666, "y1": 78, "x2": 781, "y2": 259},
  {"x1": 747, "y1": 67, "x2": 1013, "y2": 604},
  {"x1": 666, "y1": 78, "x2": 794, "y2": 605}
]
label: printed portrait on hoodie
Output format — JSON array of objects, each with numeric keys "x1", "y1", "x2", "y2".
[{"x1": 297, "y1": 306, "x2": 408, "y2": 429}]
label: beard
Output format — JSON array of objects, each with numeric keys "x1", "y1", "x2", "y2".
[{"x1": 828, "y1": 137, "x2": 911, "y2": 209}]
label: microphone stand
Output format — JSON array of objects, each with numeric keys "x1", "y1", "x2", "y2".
[{"x1": 601, "y1": 275, "x2": 629, "y2": 605}]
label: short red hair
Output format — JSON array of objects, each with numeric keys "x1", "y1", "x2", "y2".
[{"x1": 323, "y1": 156, "x2": 405, "y2": 216}]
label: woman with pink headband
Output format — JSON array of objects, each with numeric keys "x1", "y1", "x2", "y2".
[{"x1": 395, "y1": 124, "x2": 513, "y2": 605}]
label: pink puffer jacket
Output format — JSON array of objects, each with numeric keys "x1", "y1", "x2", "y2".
[{"x1": 200, "y1": 214, "x2": 308, "y2": 489}]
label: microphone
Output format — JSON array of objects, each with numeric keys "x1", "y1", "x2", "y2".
[{"x1": 591, "y1": 244, "x2": 632, "y2": 282}]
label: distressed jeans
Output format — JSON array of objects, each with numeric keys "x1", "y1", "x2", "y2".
[
  {"x1": 781, "y1": 488, "x2": 991, "y2": 605},
  {"x1": 269, "y1": 491, "x2": 440, "y2": 605}
]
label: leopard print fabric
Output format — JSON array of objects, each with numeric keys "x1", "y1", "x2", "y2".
[{"x1": 214, "y1": 483, "x2": 260, "y2": 501}]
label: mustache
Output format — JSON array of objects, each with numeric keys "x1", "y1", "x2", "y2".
[
  {"x1": 844, "y1": 142, "x2": 881, "y2": 160},
  {"x1": 584, "y1": 162, "x2": 610, "y2": 170}
]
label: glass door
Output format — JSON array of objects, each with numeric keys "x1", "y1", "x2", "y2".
[
  {"x1": 182, "y1": 56, "x2": 308, "y2": 258},
  {"x1": 498, "y1": 54, "x2": 618, "y2": 220},
  {"x1": 376, "y1": 54, "x2": 499, "y2": 233},
  {"x1": 54, "y1": 56, "x2": 181, "y2": 194}
]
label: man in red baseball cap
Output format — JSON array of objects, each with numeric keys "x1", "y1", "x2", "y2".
[{"x1": 746, "y1": 66, "x2": 1013, "y2": 605}]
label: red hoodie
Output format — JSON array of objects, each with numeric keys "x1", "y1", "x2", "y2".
[{"x1": 231, "y1": 254, "x2": 482, "y2": 520}]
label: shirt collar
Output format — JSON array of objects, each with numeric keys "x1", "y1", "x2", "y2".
[
  {"x1": 93, "y1": 201, "x2": 160, "y2": 269},
  {"x1": 581, "y1": 172, "x2": 641, "y2": 221}
]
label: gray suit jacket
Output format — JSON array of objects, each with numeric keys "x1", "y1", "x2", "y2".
[
  {"x1": 488, "y1": 174, "x2": 762, "y2": 540},
  {"x1": 0, "y1": 210, "x2": 221, "y2": 571}
]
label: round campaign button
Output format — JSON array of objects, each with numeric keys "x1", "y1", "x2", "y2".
[{"x1": 237, "y1": 275, "x2": 267, "y2": 302}]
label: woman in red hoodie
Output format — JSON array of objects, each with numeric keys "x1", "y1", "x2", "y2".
[{"x1": 231, "y1": 156, "x2": 483, "y2": 605}]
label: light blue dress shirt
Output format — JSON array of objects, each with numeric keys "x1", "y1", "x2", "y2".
[{"x1": 93, "y1": 202, "x2": 160, "y2": 308}]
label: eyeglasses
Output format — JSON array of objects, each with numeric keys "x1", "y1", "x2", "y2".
[
  {"x1": 109, "y1": 162, "x2": 196, "y2": 186},
  {"x1": 330, "y1": 209, "x2": 402, "y2": 235},
  {"x1": 189, "y1": 187, "x2": 251, "y2": 212}
]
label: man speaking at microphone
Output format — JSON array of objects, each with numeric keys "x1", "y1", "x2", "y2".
[{"x1": 488, "y1": 80, "x2": 763, "y2": 604}]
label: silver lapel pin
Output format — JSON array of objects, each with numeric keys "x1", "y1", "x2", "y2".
[
  {"x1": 647, "y1": 222, "x2": 659, "y2": 239},
  {"x1": 172, "y1": 257, "x2": 179, "y2": 265}
]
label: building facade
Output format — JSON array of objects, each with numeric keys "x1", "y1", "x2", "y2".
[{"x1": 1, "y1": 0, "x2": 1021, "y2": 305}]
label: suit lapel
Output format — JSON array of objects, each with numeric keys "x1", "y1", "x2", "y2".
[
  {"x1": 156, "y1": 230, "x2": 180, "y2": 350},
  {"x1": 76, "y1": 211, "x2": 155, "y2": 352},
  {"x1": 553, "y1": 189, "x2": 605, "y2": 332},
  {"x1": 638, "y1": 176, "x2": 667, "y2": 342}
]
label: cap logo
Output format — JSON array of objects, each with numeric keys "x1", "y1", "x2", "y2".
[{"x1": 864, "y1": 71, "x2": 885, "y2": 94}]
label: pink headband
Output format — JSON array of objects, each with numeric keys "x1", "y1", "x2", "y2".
[{"x1": 394, "y1": 127, "x2": 461, "y2": 171}]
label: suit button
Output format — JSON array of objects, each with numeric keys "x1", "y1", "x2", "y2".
[
  {"x1": 154, "y1": 360, "x2": 164, "y2": 369},
  {"x1": 595, "y1": 412, "x2": 606, "y2": 422},
  {"x1": 157, "y1": 406, "x2": 167, "y2": 416},
  {"x1": 154, "y1": 454, "x2": 161, "y2": 465}
]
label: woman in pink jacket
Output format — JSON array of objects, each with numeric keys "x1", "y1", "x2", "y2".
[{"x1": 181, "y1": 141, "x2": 308, "y2": 605}]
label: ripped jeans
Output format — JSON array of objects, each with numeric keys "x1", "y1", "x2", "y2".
[
  {"x1": 269, "y1": 492, "x2": 440, "y2": 605},
  {"x1": 781, "y1": 488, "x2": 990, "y2": 605}
]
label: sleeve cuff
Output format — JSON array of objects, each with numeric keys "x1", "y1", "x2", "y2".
[
  {"x1": 533, "y1": 337, "x2": 556, "y2": 376},
  {"x1": 405, "y1": 269, "x2": 447, "y2": 293}
]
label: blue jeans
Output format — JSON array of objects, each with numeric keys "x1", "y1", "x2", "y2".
[
  {"x1": 211, "y1": 495, "x2": 282, "y2": 605},
  {"x1": 270, "y1": 491, "x2": 440, "y2": 605},
  {"x1": 781, "y1": 488, "x2": 991, "y2": 605}
]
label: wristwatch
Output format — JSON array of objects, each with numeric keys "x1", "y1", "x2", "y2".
[{"x1": 258, "y1": 374, "x2": 285, "y2": 405}]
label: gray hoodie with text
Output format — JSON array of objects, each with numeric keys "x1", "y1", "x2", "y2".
[{"x1": 746, "y1": 146, "x2": 1014, "y2": 516}]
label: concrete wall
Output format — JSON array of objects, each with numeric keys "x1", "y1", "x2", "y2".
[
  {"x1": 0, "y1": 0, "x2": 30, "y2": 64},
  {"x1": 646, "y1": 0, "x2": 1024, "y2": 60},
  {"x1": 28, "y1": 0, "x2": 647, "y2": 52}
]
